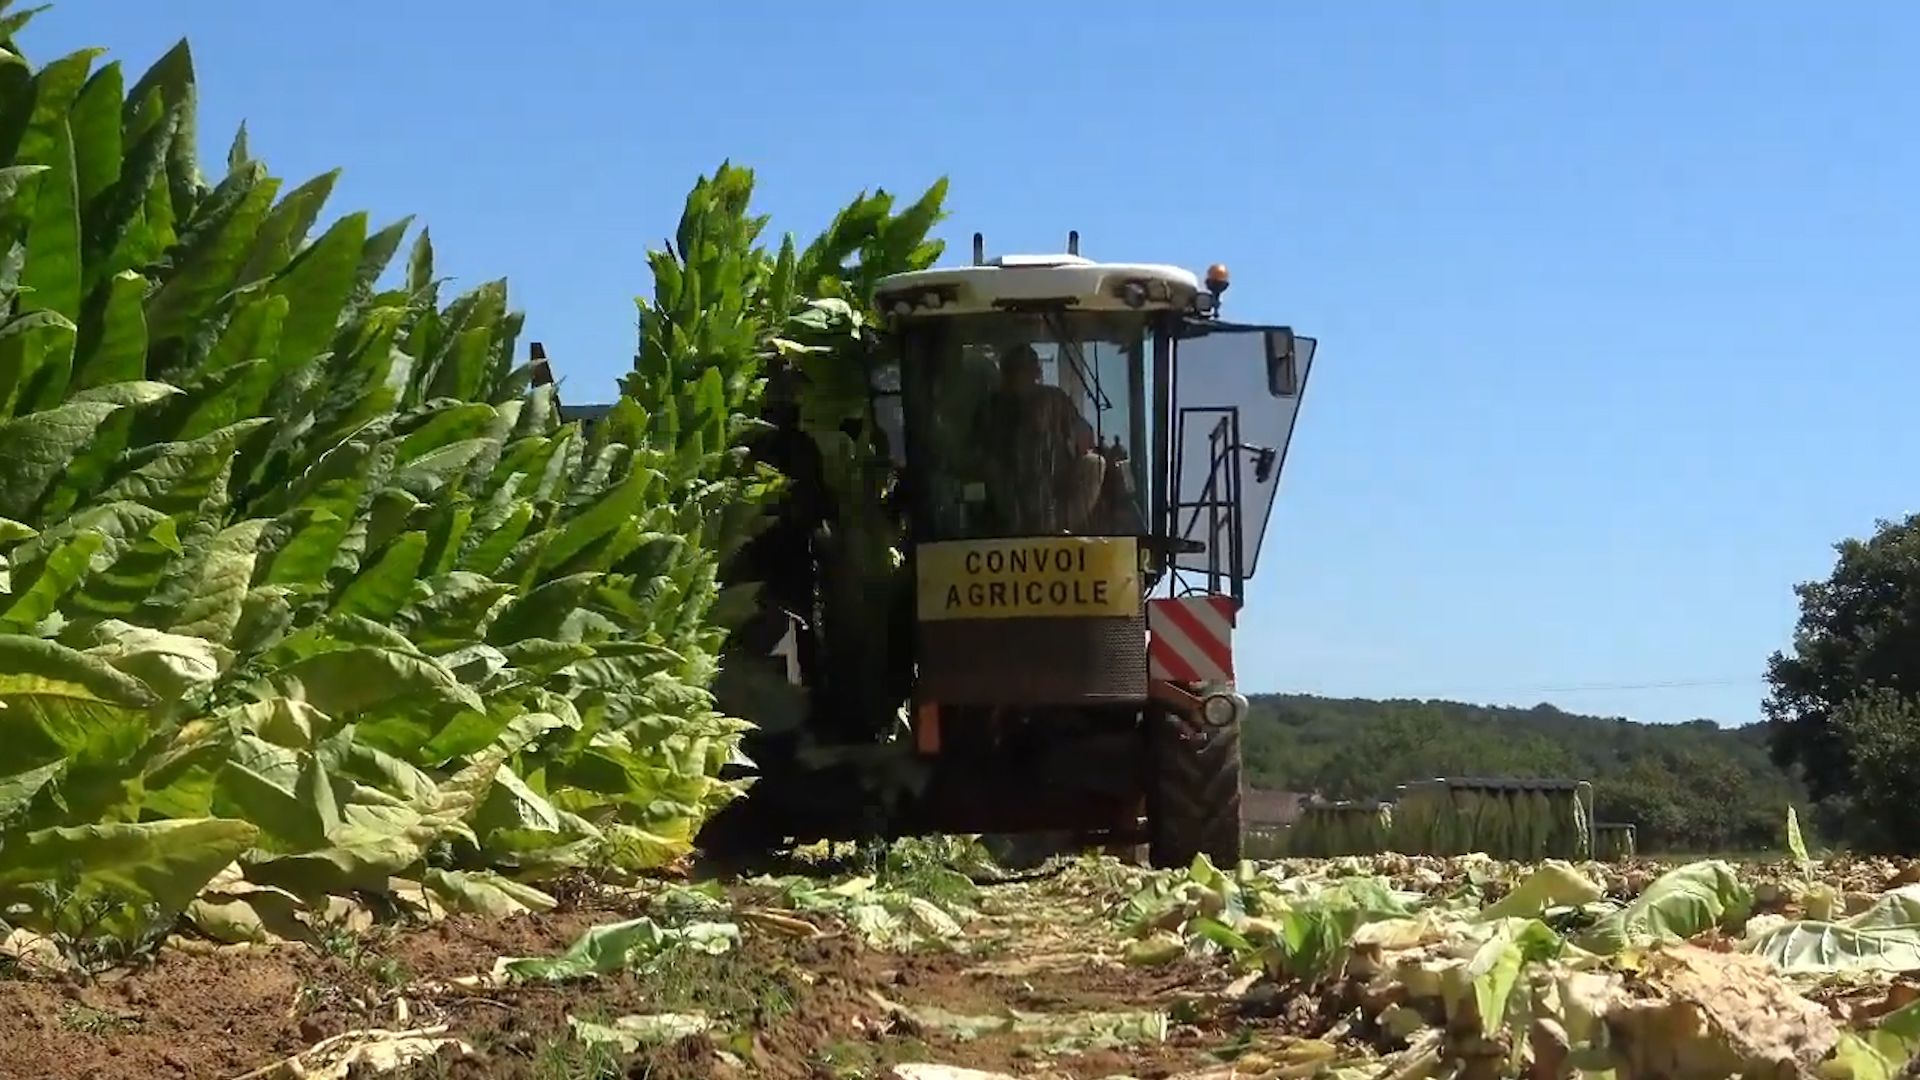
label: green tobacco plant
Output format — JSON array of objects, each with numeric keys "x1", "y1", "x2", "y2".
[
  {"x1": 0, "y1": 2, "x2": 957, "y2": 946},
  {"x1": 775, "y1": 183, "x2": 946, "y2": 745},
  {"x1": 623, "y1": 166, "x2": 949, "y2": 829},
  {"x1": 0, "y1": 9, "x2": 851, "y2": 942}
]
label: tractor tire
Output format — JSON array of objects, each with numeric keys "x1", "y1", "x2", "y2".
[{"x1": 1147, "y1": 706, "x2": 1244, "y2": 870}]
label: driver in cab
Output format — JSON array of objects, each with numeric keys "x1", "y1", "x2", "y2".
[{"x1": 977, "y1": 344, "x2": 1107, "y2": 534}]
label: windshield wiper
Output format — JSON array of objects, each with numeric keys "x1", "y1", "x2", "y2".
[{"x1": 1040, "y1": 310, "x2": 1112, "y2": 413}]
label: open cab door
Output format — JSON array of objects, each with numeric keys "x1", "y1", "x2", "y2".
[{"x1": 1165, "y1": 320, "x2": 1316, "y2": 597}]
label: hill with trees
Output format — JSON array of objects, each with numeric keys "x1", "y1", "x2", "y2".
[{"x1": 1242, "y1": 694, "x2": 1805, "y2": 854}]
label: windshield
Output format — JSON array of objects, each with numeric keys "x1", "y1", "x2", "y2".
[{"x1": 902, "y1": 311, "x2": 1149, "y2": 541}]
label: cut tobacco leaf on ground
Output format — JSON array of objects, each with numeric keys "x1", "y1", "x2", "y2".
[
  {"x1": 488, "y1": 916, "x2": 740, "y2": 983},
  {"x1": 568, "y1": 1012, "x2": 713, "y2": 1052},
  {"x1": 756, "y1": 873, "x2": 972, "y2": 949},
  {"x1": 231, "y1": 1025, "x2": 473, "y2": 1080},
  {"x1": 1577, "y1": 859, "x2": 1753, "y2": 954},
  {"x1": 1477, "y1": 860, "x2": 1603, "y2": 921},
  {"x1": 1609, "y1": 943, "x2": 1841, "y2": 1078},
  {"x1": 872, "y1": 990, "x2": 1171, "y2": 1055},
  {"x1": 1749, "y1": 920, "x2": 1920, "y2": 976}
]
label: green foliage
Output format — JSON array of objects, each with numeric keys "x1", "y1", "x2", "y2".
[
  {"x1": 621, "y1": 164, "x2": 946, "y2": 770},
  {"x1": 0, "y1": 13, "x2": 942, "y2": 945},
  {"x1": 493, "y1": 917, "x2": 740, "y2": 984},
  {"x1": 1765, "y1": 513, "x2": 1920, "y2": 850},
  {"x1": 1575, "y1": 860, "x2": 1751, "y2": 955},
  {"x1": 1828, "y1": 689, "x2": 1920, "y2": 853},
  {"x1": 1245, "y1": 694, "x2": 1807, "y2": 853}
]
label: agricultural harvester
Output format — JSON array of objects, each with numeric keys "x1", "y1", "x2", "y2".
[{"x1": 591, "y1": 235, "x2": 1318, "y2": 869}]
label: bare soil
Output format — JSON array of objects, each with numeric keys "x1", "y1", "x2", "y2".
[{"x1": 0, "y1": 886, "x2": 1300, "y2": 1080}]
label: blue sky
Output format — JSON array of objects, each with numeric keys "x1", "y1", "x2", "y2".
[{"x1": 31, "y1": 3, "x2": 1920, "y2": 726}]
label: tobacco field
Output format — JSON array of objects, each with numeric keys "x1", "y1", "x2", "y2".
[
  {"x1": 12, "y1": 8, "x2": 1920, "y2": 1080},
  {"x1": 11, "y1": 839, "x2": 1920, "y2": 1079}
]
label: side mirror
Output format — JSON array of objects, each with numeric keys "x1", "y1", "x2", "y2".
[
  {"x1": 1265, "y1": 328, "x2": 1298, "y2": 397},
  {"x1": 1252, "y1": 446, "x2": 1278, "y2": 484}
]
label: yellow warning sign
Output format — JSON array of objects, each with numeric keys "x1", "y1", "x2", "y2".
[{"x1": 916, "y1": 537, "x2": 1141, "y2": 621}]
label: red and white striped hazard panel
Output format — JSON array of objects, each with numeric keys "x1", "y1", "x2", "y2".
[{"x1": 1147, "y1": 595, "x2": 1239, "y2": 685}]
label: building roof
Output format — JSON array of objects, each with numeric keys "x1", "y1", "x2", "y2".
[{"x1": 557, "y1": 402, "x2": 614, "y2": 425}]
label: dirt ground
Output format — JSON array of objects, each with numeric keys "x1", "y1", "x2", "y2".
[{"x1": 0, "y1": 874, "x2": 1316, "y2": 1080}]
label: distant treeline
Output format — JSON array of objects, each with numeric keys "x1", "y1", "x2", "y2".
[{"x1": 1243, "y1": 695, "x2": 1804, "y2": 854}]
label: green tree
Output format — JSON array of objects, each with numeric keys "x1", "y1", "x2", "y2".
[
  {"x1": 1764, "y1": 513, "x2": 1920, "y2": 846},
  {"x1": 1829, "y1": 687, "x2": 1920, "y2": 853},
  {"x1": 1598, "y1": 761, "x2": 1693, "y2": 851}
]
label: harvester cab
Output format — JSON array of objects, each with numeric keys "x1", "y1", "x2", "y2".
[{"x1": 862, "y1": 233, "x2": 1318, "y2": 868}]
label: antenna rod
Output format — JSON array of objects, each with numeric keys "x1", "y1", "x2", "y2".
[
  {"x1": 1068, "y1": 230, "x2": 1079, "y2": 256},
  {"x1": 972, "y1": 232, "x2": 985, "y2": 265}
]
